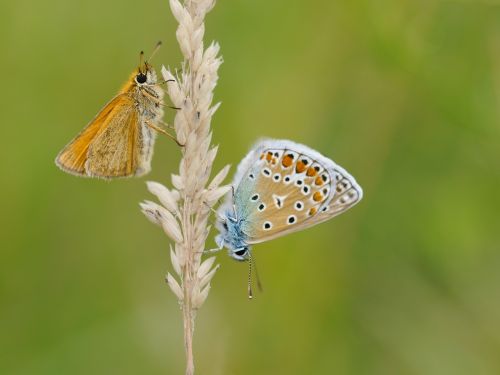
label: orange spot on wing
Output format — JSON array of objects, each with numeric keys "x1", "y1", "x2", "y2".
[
  {"x1": 296, "y1": 161, "x2": 306, "y2": 173},
  {"x1": 313, "y1": 192, "x2": 323, "y2": 202},
  {"x1": 282, "y1": 155, "x2": 293, "y2": 168},
  {"x1": 308, "y1": 207, "x2": 317, "y2": 216},
  {"x1": 266, "y1": 152, "x2": 273, "y2": 162},
  {"x1": 306, "y1": 167, "x2": 317, "y2": 177},
  {"x1": 315, "y1": 176, "x2": 324, "y2": 186}
]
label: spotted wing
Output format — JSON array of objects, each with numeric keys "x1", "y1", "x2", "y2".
[
  {"x1": 304, "y1": 164, "x2": 363, "y2": 226},
  {"x1": 232, "y1": 139, "x2": 362, "y2": 244}
]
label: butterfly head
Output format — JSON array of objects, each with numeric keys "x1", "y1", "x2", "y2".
[
  {"x1": 215, "y1": 212, "x2": 251, "y2": 262},
  {"x1": 135, "y1": 63, "x2": 157, "y2": 86},
  {"x1": 134, "y1": 43, "x2": 162, "y2": 86},
  {"x1": 229, "y1": 246, "x2": 250, "y2": 262}
]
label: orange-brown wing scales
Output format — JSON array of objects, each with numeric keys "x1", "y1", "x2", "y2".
[
  {"x1": 243, "y1": 148, "x2": 335, "y2": 244},
  {"x1": 85, "y1": 96, "x2": 139, "y2": 178},
  {"x1": 55, "y1": 95, "x2": 121, "y2": 175}
]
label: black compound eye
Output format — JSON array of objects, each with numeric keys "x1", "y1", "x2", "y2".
[
  {"x1": 136, "y1": 73, "x2": 147, "y2": 84},
  {"x1": 234, "y1": 249, "x2": 247, "y2": 257}
]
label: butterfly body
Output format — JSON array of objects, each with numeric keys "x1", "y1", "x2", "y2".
[
  {"x1": 55, "y1": 62, "x2": 164, "y2": 179},
  {"x1": 216, "y1": 139, "x2": 363, "y2": 261}
]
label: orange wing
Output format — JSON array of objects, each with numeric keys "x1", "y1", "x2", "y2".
[{"x1": 55, "y1": 94, "x2": 138, "y2": 178}]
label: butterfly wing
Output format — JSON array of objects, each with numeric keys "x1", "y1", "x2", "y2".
[
  {"x1": 231, "y1": 139, "x2": 362, "y2": 244},
  {"x1": 85, "y1": 96, "x2": 141, "y2": 178},
  {"x1": 56, "y1": 94, "x2": 142, "y2": 178}
]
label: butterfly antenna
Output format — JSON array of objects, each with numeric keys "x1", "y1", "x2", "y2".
[
  {"x1": 247, "y1": 253, "x2": 254, "y2": 299},
  {"x1": 138, "y1": 51, "x2": 145, "y2": 73},
  {"x1": 147, "y1": 41, "x2": 162, "y2": 63},
  {"x1": 251, "y1": 253, "x2": 263, "y2": 292}
]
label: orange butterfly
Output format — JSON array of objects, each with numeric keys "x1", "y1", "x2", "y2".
[{"x1": 55, "y1": 42, "x2": 179, "y2": 179}]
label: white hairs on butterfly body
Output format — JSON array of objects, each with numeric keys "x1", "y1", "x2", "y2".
[{"x1": 215, "y1": 138, "x2": 363, "y2": 261}]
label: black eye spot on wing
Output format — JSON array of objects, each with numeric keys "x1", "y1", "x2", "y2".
[
  {"x1": 251, "y1": 194, "x2": 259, "y2": 201},
  {"x1": 275, "y1": 196, "x2": 283, "y2": 208},
  {"x1": 287, "y1": 215, "x2": 296, "y2": 224},
  {"x1": 263, "y1": 221, "x2": 272, "y2": 230}
]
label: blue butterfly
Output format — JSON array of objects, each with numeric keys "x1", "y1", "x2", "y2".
[{"x1": 215, "y1": 139, "x2": 363, "y2": 261}]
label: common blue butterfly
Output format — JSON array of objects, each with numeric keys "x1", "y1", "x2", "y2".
[{"x1": 215, "y1": 139, "x2": 363, "y2": 261}]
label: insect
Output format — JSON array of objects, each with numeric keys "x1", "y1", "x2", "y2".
[
  {"x1": 55, "y1": 42, "x2": 179, "y2": 179},
  {"x1": 214, "y1": 139, "x2": 363, "y2": 263}
]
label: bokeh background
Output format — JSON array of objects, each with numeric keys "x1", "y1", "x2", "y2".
[{"x1": 2, "y1": 0, "x2": 500, "y2": 374}]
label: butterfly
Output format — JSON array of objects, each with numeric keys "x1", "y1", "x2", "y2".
[
  {"x1": 55, "y1": 42, "x2": 180, "y2": 179},
  {"x1": 215, "y1": 139, "x2": 363, "y2": 261}
]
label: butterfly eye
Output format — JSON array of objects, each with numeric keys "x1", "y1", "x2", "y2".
[
  {"x1": 136, "y1": 73, "x2": 147, "y2": 84},
  {"x1": 234, "y1": 248, "x2": 247, "y2": 257}
]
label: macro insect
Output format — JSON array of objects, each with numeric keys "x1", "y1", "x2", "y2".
[
  {"x1": 55, "y1": 42, "x2": 179, "y2": 179},
  {"x1": 215, "y1": 139, "x2": 363, "y2": 262}
]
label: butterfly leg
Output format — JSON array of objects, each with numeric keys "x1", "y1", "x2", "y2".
[
  {"x1": 158, "y1": 120, "x2": 175, "y2": 130},
  {"x1": 203, "y1": 201, "x2": 227, "y2": 222},
  {"x1": 156, "y1": 79, "x2": 176, "y2": 86},
  {"x1": 198, "y1": 238, "x2": 224, "y2": 255},
  {"x1": 203, "y1": 246, "x2": 224, "y2": 255},
  {"x1": 139, "y1": 87, "x2": 180, "y2": 110},
  {"x1": 156, "y1": 80, "x2": 182, "y2": 108},
  {"x1": 146, "y1": 121, "x2": 184, "y2": 147}
]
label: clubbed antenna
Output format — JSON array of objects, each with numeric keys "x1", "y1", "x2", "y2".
[
  {"x1": 248, "y1": 252, "x2": 254, "y2": 299},
  {"x1": 247, "y1": 251, "x2": 263, "y2": 299},
  {"x1": 138, "y1": 50, "x2": 145, "y2": 72},
  {"x1": 147, "y1": 41, "x2": 162, "y2": 63}
]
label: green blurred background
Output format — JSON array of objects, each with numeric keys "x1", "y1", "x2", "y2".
[{"x1": 2, "y1": 0, "x2": 500, "y2": 374}]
